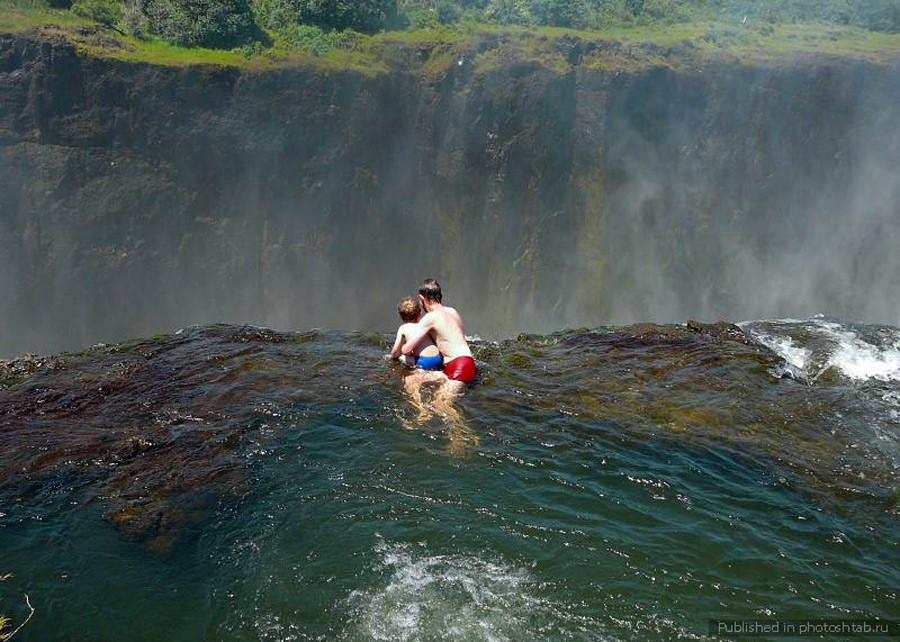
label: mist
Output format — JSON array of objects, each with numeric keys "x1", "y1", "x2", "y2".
[{"x1": 1, "y1": 38, "x2": 899, "y2": 357}]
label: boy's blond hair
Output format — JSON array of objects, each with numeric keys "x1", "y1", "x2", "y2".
[{"x1": 397, "y1": 297, "x2": 420, "y2": 323}]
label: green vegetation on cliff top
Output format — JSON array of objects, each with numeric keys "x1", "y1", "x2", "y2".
[{"x1": 2, "y1": 2, "x2": 900, "y2": 74}]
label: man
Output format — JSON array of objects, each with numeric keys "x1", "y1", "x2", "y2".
[{"x1": 401, "y1": 278, "x2": 477, "y2": 387}]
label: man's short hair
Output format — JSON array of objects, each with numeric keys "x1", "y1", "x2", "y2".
[
  {"x1": 397, "y1": 297, "x2": 420, "y2": 323},
  {"x1": 418, "y1": 278, "x2": 442, "y2": 303}
]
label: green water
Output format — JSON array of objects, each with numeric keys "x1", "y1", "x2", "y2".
[{"x1": 0, "y1": 322, "x2": 898, "y2": 640}]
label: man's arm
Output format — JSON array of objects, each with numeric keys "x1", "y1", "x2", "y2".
[{"x1": 400, "y1": 315, "x2": 435, "y2": 356}]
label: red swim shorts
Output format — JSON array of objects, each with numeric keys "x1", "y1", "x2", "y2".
[{"x1": 444, "y1": 356, "x2": 477, "y2": 384}]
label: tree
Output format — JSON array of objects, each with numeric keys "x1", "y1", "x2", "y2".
[
  {"x1": 854, "y1": 0, "x2": 900, "y2": 32},
  {"x1": 530, "y1": 0, "x2": 590, "y2": 27},
  {"x1": 71, "y1": 0, "x2": 124, "y2": 31},
  {"x1": 143, "y1": 0, "x2": 263, "y2": 47},
  {"x1": 485, "y1": 0, "x2": 529, "y2": 25},
  {"x1": 257, "y1": 0, "x2": 398, "y2": 33}
]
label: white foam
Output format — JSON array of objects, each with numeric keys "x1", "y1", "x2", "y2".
[
  {"x1": 813, "y1": 321, "x2": 900, "y2": 382},
  {"x1": 738, "y1": 316, "x2": 819, "y2": 327},
  {"x1": 749, "y1": 330, "x2": 811, "y2": 373},
  {"x1": 345, "y1": 540, "x2": 598, "y2": 642}
]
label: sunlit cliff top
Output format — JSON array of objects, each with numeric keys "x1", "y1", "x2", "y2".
[{"x1": 3, "y1": 5, "x2": 900, "y2": 75}]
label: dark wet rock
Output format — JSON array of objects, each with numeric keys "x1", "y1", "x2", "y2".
[
  {"x1": 201, "y1": 324, "x2": 319, "y2": 345},
  {"x1": 554, "y1": 34, "x2": 583, "y2": 65},
  {"x1": 562, "y1": 321, "x2": 766, "y2": 350},
  {"x1": 685, "y1": 319, "x2": 755, "y2": 344},
  {"x1": 0, "y1": 327, "x2": 288, "y2": 551},
  {"x1": 0, "y1": 353, "x2": 70, "y2": 389}
]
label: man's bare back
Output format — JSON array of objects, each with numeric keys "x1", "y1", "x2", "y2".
[{"x1": 419, "y1": 305, "x2": 472, "y2": 361}]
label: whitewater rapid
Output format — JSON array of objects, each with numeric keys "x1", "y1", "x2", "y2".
[{"x1": 742, "y1": 317, "x2": 900, "y2": 383}]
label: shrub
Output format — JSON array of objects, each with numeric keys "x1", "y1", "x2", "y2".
[
  {"x1": 120, "y1": 0, "x2": 148, "y2": 36},
  {"x1": 143, "y1": 0, "x2": 264, "y2": 47},
  {"x1": 435, "y1": 0, "x2": 462, "y2": 23},
  {"x1": 254, "y1": 0, "x2": 398, "y2": 33},
  {"x1": 484, "y1": 0, "x2": 529, "y2": 24},
  {"x1": 850, "y1": 0, "x2": 900, "y2": 32},
  {"x1": 239, "y1": 38, "x2": 270, "y2": 56},
  {"x1": 530, "y1": 0, "x2": 590, "y2": 27},
  {"x1": 71, "y1": 0, "x2": 123, "y2": 29},
  {"x1": 403, "y1": 6, "x2": 438, "y2": 29},
  {"x1": 276, "y1": 23, "x2": 358, "y2": 54}
]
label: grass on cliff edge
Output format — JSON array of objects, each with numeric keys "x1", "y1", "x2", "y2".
[
  {"x1": 2, "y1": 5, "x2": 900, "y2": 74},
  {"x1": 0, "y1": 6, "x2": 390, "y2": 73}
]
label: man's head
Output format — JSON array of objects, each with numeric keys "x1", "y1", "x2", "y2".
[
  {"x1": 397, "y1": 297, "x2": 421, "y2": 323},
  {"x1": 417, "y1": 278, "x2": 442, "y2": 311}
]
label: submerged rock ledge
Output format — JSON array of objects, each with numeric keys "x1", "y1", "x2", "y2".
[{"x1": 1, "y1": 322, "x2": 897, "y2": 552}]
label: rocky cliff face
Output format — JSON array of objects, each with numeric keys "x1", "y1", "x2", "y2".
[{"x1": 1, "y1": 33, "x2": 899, "y2": 355}]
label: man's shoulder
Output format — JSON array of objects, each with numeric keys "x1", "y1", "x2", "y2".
[
  {"x1": 428, "y1": 308, "x2": 463, "y2": 331},
  {"x1": 420, "y1": 310, "x2": 440, "y2": 323},
  {"x1": 429, "y1": 306, "x2": 459, "y2": 317},
  {"x1": 440, "y1": 306, "x2": 462, "y2": 321}
]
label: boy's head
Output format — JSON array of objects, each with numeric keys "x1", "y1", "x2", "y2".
[{"x1": 397, "y1": 297, "x2": 421, "y2": 323}]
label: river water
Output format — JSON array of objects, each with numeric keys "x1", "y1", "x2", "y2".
[{"x1": 0, "y1": 319, "x2": 897, "y2": 640}]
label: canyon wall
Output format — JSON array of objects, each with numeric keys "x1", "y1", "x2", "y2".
[{"x1": 1, "y1": 34, "x2": 899, "y2": 355}]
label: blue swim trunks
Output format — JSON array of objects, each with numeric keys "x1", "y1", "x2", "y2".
[{"x1": 415, "y1": 354, "x2": 444, "y2": 370}]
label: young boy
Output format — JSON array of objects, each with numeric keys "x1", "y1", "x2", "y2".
[{"x1": 389, "y1": 297, "x2": 444, "y2": 370}]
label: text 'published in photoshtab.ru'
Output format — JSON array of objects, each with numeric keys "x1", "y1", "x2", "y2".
[{"x1": 708, "y1": 619, "x2": 900, "y2": 637}]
